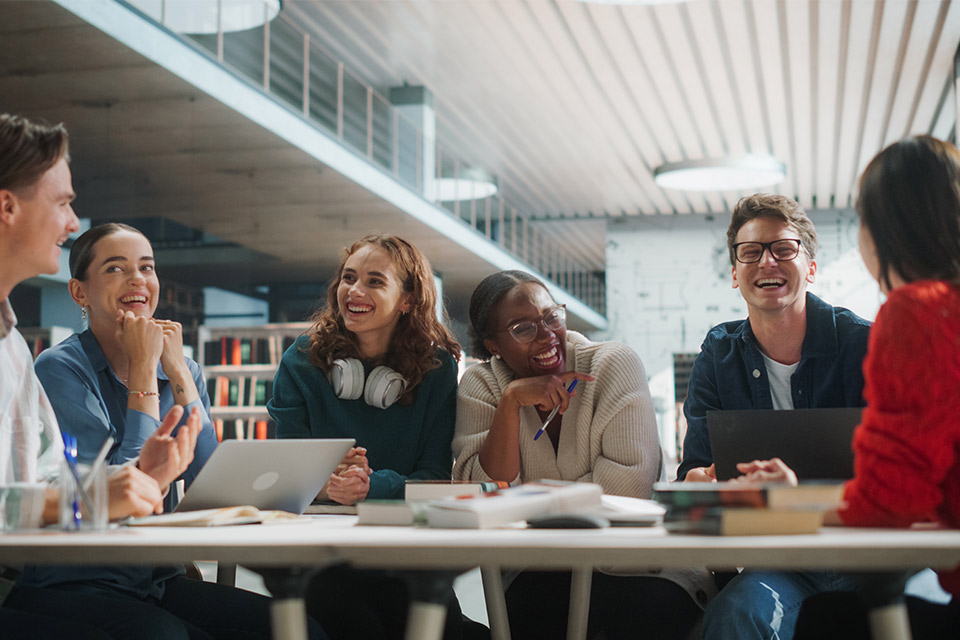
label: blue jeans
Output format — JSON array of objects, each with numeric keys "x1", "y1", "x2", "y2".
[{"x1": 702, "y1": 571, "x2": 861, "y2": 640}]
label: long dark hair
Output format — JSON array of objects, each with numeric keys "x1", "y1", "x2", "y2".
[
  {"x1": 306, "y1": 234, "x2": 460, "y2": 403},
  {"x1": 468, "y1": 270, "x2": 550, "y2": 360},
  {"x1": 857, "y1": 135, "x2": 960, "y2": 289}
]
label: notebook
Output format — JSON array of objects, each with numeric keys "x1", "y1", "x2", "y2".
[
  {"x1": 707, "y1": 407, "x2": 862, "y2": 481},
  {"x1": 174, "y1": 438, "x2": 355, "y2": 514}
]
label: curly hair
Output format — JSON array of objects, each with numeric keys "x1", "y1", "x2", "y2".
[{"x1": 306, "y1": 234, "x2": 461, "y2": 404}]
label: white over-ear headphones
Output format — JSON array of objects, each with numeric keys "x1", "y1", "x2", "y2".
[{"x1": 327, "y1": 358, "x2": 408, "y2": 409}]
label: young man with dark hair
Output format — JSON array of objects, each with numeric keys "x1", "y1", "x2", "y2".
[{"x1": 679, "y1": 193, "x2": 872, "y2": 639}]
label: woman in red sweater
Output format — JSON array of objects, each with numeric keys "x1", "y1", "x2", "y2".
[{"x1": 740, "y1": 135, "x2": 960, "y2": 636}]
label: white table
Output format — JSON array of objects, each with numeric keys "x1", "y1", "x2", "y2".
[{"x1": 3, "y1": 517, "x2": 959, "y2": 640}]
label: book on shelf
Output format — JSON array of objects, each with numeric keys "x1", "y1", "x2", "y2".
[
  {"x1": 203, "y1": 335, "x2": 290, "y2": 367},
  {"x1": 663, "y1": 505, "x2": 824, "y2": 536},
  {"x1": 426, "y1": 481, "x2": 603, "y2": 529},
  {"x1": 404, "y1": 479, "x2": 509, "y2": 501},
  {"x1": 213, "y1": 418, "x2": 274, "y2": 442},
  {"x1": 653, "y1": 481, "x2": 845, "y2": 510},
  {"x1": 206, "y1": 376, "x2": 274, "y2": 409},
  {"x1": 126, "y1": 505, "x2": 302, "y2": 527}
]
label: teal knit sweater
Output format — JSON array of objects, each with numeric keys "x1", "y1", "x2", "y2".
[{"x1": 268, "y1": 335, "x2": 457, "y2": 499}]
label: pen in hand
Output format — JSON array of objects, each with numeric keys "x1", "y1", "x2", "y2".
[{"x1": 534, "y1": 379, "x2": 578, "y2": 441}]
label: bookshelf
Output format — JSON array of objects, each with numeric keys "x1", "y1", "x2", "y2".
[
  {"x1": 198, "y1": 322, "x2": 310, "y2": 441},
  {"x1": 18, "y1": 326, "x2": 74, "y2": 360},
  {"x1": 156, "y1": 279, "x2": 204, "y2": 355}
]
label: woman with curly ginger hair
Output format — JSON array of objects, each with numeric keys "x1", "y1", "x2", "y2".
[{"x1": 268, "y1": 234, "x2": 479, "y2": 640}]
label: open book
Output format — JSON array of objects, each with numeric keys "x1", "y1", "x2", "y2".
[
  {"x1": 126, "y1": 505, "x2": 303, "y2": 527},
  {"x1": 427, "y1": 481, "x2": 603, "y2": 529}
]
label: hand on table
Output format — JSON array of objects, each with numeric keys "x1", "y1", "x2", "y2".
[
  {"x1": 325, "y1": 465, "x2": 370, "y2": 505},
  {"x1": 107, "y1": 465, "x2": 164, "y2": 518},
  {"x1": 139, "y1": 405, "x2": 202, "y2": 492},
  {"x1": 735, "y1": 458, "x2": 798, "y2": 485},
  {"x1": 684, "y1": 464, "x2": 717, "y2": 483},
  {"x1": 335, "y1": 446, "x2": 370, "y2": 476}
]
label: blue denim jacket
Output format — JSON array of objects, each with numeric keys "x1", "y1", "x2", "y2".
[{"x1": 677, "y1": 293, "x2": 871, "y2": 480}]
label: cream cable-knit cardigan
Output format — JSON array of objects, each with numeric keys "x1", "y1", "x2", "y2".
[
  {"x1": 452, "y1": 331, "x2": 716, "y2": 608},
  {"x1": 452, "y1": 331, "x2": 661, "y2": 496}
]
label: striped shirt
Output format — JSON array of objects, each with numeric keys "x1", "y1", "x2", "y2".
[{"x1": 0, "y1": 299, "x2": 62, "y2": 531}]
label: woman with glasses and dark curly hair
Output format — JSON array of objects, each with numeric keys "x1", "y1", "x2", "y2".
[{"x1": 453, "y1": 270, "x2": 712, "y2": 640}]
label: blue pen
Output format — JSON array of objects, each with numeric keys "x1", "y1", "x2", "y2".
[
  {"x1": 534, "y1": 379, "x2": 578, "y2": 441},
  {"x1": 62, "y1": 433, "x2": 95, "y2": 529}
]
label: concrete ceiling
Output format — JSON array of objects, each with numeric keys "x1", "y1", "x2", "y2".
[{"x1": 2, "y1": 0, "x2": 604, "y2": 327}]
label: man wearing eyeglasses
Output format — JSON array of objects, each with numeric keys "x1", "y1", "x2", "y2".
[{"x1": 678, "y1": 194, "x2": 871, "y2": 640}]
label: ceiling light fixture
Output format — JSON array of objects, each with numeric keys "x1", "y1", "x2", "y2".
[
  {"x1": 127, "y1": 0, "x2": 281, "y2": 34},
  {"x1": 653, "y1": 155, "x2": 787, "y2": 192}
]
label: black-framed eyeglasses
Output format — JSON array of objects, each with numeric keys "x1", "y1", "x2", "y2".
[
  {"x1": 732, "y1": 239, "x2": 803, "y2": 264},
  {"x1": 496, "y1": 305, "x2": 566, "y2": 344}
]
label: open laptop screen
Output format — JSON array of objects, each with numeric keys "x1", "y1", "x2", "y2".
[
  {"x1": 707, "y1": 407, "x2": 862, "y2": 481},
  {"x1": 175, "y1": 438, "x2": 355, "y2": 514}
]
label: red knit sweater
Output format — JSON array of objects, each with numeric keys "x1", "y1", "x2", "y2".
[{"x1": 838, "y1": 280, "x2": 960, "y2": 596}]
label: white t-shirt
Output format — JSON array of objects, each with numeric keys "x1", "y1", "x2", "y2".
[{"x1": 760, "y1": 352, "x2": 799, "y2": 410}]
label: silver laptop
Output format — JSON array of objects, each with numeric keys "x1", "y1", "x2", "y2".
[
  {"x1": 174, "y1": 438, "x2": 355, "y2": 514},
  {"x1": 707, "y1": 408, "x2": 861, "y2": 481}
]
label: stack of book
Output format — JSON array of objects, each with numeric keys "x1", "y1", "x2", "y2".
[
  {"x1": 356, "y1": 480, "x2": 509, "y2": 526},
  {"x1": 653, "y1": 482, "x2": 845, "y2": 535}
]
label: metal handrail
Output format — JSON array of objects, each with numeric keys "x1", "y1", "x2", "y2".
[{"x1": 131, "y1": 0, "x2": 605, "y2": 314}]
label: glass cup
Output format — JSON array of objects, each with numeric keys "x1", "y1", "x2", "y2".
[{"x1": 59, "y1": 461, "x2": 108, "y2": 531}]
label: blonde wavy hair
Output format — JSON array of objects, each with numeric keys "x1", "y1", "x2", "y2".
[{"x1": 306, "y1": 234, "x2": 460, "y2": 404}]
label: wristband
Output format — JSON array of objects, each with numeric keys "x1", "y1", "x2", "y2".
[{"x1": 127, "y1": 390, "x2": 159, "y2": 398}]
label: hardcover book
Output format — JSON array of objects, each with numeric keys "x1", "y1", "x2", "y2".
[
  {"x1": 663, "y1": 505, "x2": 824, "y2": 536},
  {"x1": 653, "y1": 482, "x2": 845, "y2": 510},
  {"x1": 404, "y1": 480, "x2": 509, "y2": 501}
]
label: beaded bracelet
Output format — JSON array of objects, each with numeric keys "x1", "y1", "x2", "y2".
[{"x1": 128, "y1": 390, "x2": 160, "y2": 398}]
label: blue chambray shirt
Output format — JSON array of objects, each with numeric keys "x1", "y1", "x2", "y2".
[
  {"x1": 677, "y1": 293, "x2": 871, "y2": 481},
  {"x1": 22, "y1": 329, "x2": 217, "y2": 600}
]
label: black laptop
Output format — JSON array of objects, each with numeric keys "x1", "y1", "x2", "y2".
[{"x1": 707, "y1": 407, "x2": 862, "y2": 481}]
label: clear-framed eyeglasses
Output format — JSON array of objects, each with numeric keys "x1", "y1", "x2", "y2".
[
  {"x1": 497, "y1": 305, "x2": 566, "y2": 343},
  {"x1": 732, "y1": 239, "x2": 804, "y2": 264}
]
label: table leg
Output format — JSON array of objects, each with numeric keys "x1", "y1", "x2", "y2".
[
  {"x1": 867, "y1": 603, "x2": 913, "y2": 640},
  {"x1": 567, "y1": 567, "x2": 592, "y2": 640},
  {"x1": 480, "y1": 565, "x2": 511, "y2": 640},
  {"x1": 397, "y1": 570, "x2": 460, "y2": 640},
  {"x1": 272, "y1": 597, "x2": 310, "y2": 640},
  {"x1": 405, "y1": 601, "x2": 447, "y2": 640},
  {"x1": 258, "y1": 566, "x2": 323, "y2": 640}
]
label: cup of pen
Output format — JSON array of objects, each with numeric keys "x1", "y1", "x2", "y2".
[{"x1": 59, "y1": 436, "x2": 109, "y2": 532}]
